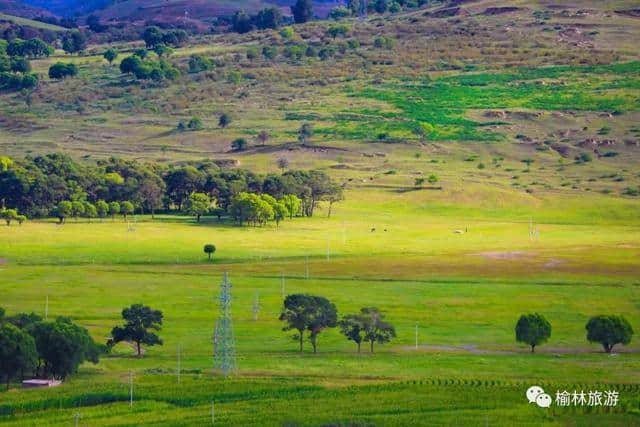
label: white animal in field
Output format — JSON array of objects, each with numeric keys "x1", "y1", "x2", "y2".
[{"x1": 453, "y1": 229, "x2": 465, "y2": 234}]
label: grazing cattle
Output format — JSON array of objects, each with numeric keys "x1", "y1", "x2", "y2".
[{"x1": 371, "y1": 228, "x2": 376, "y2": 232}]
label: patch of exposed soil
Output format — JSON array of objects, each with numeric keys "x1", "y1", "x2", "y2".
[
  {"x1": 471, "y1": 251, "x2": 530, "y2": 260},
  {"x1": 425, "y1": 7, "x2": 468, "y2": 18}
]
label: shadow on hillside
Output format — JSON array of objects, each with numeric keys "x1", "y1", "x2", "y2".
[{"x1": 392, "y1": 186, "x2": 443, "y2": 193}]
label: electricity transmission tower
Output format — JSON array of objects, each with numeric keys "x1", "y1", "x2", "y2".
[{"x1": 213, "y1": 272, "x2": 236, "y2": 377}]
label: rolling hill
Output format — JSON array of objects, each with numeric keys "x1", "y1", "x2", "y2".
[{"x1": 14, "y1": 0, "x2": 342, "y2": 23}]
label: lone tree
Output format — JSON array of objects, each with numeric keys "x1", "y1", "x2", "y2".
[
  {"x1": 121, "y1": 201, "x2": 134, "y2": 221},
  {"x1": 257, "y1": 130, "x2": 270, "y2": 146},
  {"x1": 2, "y1": 208, "x2": 17, "y2": 226},
  {"x1": 277, "y1": 157, "x2": 289, "y2": 172},
  {"x1": 109, "y1": 304, "x2": 163, "y2": 357},
  {"x1": 0, "y1": 323, "x2": 37, "y2": 389},
  {"x1": 108, "y1": 201, "x2": 120, "y2": 221},
  {"x1": 361, "y1": 307, "x2": 395, "y2": 353},
  {"x1": 586, "y1": 315, "x2": 634, "y2": 353},
  {"x1": 338, "y1": 313, "x2": 365, "y2": 352},
  {"x1": 204, "y1": 244, "x2": 216, "y2": 260},
  {"x1": 279, "y1": 294, "x2": 337, "y2": 353},
  {"x1": 515, "y1": 313, "x2": 551, "y2": 353},
  {"x1": 297, "y1": 123, "x2": 313, "y2": 145},
  {"x1": 185, "y1": 192, "x2": 210, "y2": 222},
  {"x1": 219, "y1": 113, "x2": 231, "y2": 128},
  {"x1": 55, "y1": 201, "x2": 72, "y2": 224},
  {"x1": 103, "y1": 48, "x2": 118, "y2": 64}
]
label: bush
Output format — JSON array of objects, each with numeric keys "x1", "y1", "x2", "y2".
[
  {"x1": 187, "y1": 117, "x2": 203, "y2": 131},
  {"x1": 48, "y1": 62, "x2": 78, "y2": 80},
  {"x1": 232, "y1": 138, "x2": 247, "y2": 151}
]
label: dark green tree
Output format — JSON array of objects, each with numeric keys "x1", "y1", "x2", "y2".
[
  {"x1": 232, "y1": 10, "x2": 253, "y2": 34},
  {"x1": 204, "y1": 244, "x2": 216, "y2": 260},
  {"x1": 361, "y1": 307, "x2": 395, "y2": 353},
  {"x1": 279, "y1": 294, "x2": 337, "y2": 353},
  {"x1": 256, "y1": 7, "x2": 283, "y2": 29},
  {"x1": 515, "y1": 313, "x2": 551, "y2": 352},
  {"x1": 28, "y1": 318, "x2": 100, "y2": 380},
  {"x1": 291, "y1": 0, "x2": 313, "y2": 23},
  {"x1": 103, "y1": 48, "x2": 118, "y2": 64},
  {"x1": 109, "y1": 304, "x2": 163, "y2": 357},
  {"x1": 62, "y1": 31, "x2": 87, "y2": 54},
  {"x1": 338, "y1": 313, "x2": 365, "y2": 352},
  {"x1": 219, "y1": 113, "x2": 231, "y2": 128},
  {"x1": 0, "y1": 323, "x2": 37, "y2": 388},
  {"x1": 586, "y1": 315, "x2": 634, "y2": 353}
]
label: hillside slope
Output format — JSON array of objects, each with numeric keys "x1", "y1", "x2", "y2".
[{"x1": 0, "y1": 0, "x2": 54, "y2": 18}]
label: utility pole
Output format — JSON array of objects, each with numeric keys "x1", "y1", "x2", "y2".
[
  {"x1": 252, "y1": 292, "x2": 259, "y2": 321},
  {"x1": 177, "y1": 344, "x2": 181, "y2": 384}
]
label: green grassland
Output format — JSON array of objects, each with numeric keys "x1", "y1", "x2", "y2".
[
  {"x1": 2, "y1": 1, "x2": 640, "y2": 425},
  {"x1": 1, "y1": 188, "x2": 639, "y2": 425}
]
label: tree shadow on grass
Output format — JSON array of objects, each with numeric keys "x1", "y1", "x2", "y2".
[{"x1": 392, "y1": 186, "x2": 443, "y2": 193}]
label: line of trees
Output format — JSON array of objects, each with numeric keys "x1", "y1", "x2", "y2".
[
  {"x1": 0, "y1": 308, "x2": 102, "y2": 387},
  {"x1": 516, "y1": 313, "x2": 634, "y2": 353},
  {"x1": 280, "y1": 294, "x2": 396, "y2": 353},
  {"x1": 0, "y1": 154, "x2": 343, "y2": 222}
]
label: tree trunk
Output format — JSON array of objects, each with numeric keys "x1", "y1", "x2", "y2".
[
  {"x1": 328, "y1": 202, "x2": 333, "y2": 218},
  {"x1": 311, "y1": 336, "x2": 317, "y2": 353},
  {"x1": 151, "y1": 208, "x2": 155, "y2": 219},
  {"x1": 197, "y1": 214, "x2": 201, "y2": 223},
  {"x1": 370, "y1": 340, "x2": 374, "y2": 353},
  {"x1": 531, "y1": 344, "x2": 535, "y2": 353},
  {"x1": 357, "y1": 342, "x2": 361, "y2": 353},
  {"x1": 298, "y1": 330, "x2": 304, "y2": 352},
  {"x1": 137, "y1": 341, "x2": 141, "y2": 357}
]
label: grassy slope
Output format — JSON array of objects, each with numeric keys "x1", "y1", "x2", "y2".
[{"x1": 0, "y1": 12, "x2": 65, "y2": 31}]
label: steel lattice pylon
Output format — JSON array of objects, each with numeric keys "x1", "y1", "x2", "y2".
[{"x1": 213, "y1": 272, "x2": 236, "y2": 377}]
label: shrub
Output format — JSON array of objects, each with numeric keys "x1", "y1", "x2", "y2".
[{"x1": 48, "y1": 62, "x2": 78, "y2": 80}]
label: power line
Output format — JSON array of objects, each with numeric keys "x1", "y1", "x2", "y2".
[{"x1": 213, "y1": 272, "x2": 236, "y2": 377}]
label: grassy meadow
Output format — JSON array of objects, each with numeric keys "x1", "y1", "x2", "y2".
[
  {"x1": 2, "y1": 0, "x2": 640, "y2": 425},
  {"x1": 1, "y1": 187, "x2": 640, "y2": 425}
]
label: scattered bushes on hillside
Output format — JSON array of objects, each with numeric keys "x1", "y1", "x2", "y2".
[
  {"x1": 119, "y1": 55, "x2": 180, "y2": 81},
  {"x1": 188, "y1": 55, "x2": 212, "y2": 73},
  {"x1": 48, "y1": 62, "x2": 78, "y2": 80},
  {"x1": 61, "y1": 31, "x2": 87, "y2": 54},
  {"x1": 142, "y1": 26, "x2": 187, "y2": 48}
]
